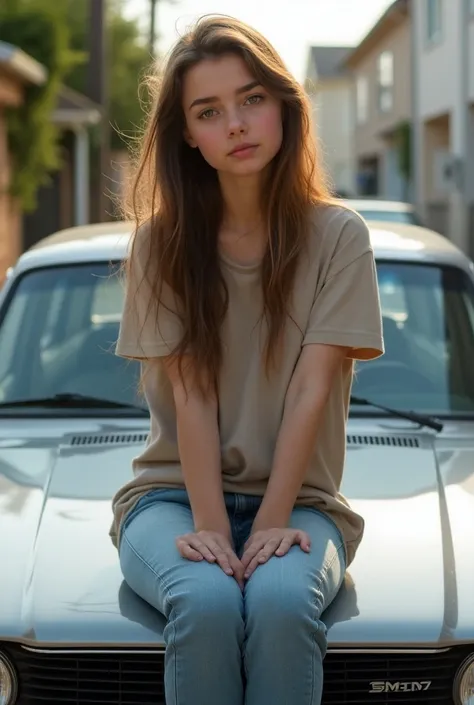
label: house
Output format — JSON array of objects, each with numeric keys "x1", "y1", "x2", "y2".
[
  {"x1": 0, "y1": 41, "x2": 46, "y2": 283},
  {"x1": 342, "y1": 0, "x2": 412, "y2": 202},
  {"x1": 0, "y1": 41, "x2": 102, "y2": 283},
  {"x1": 304, "y1": 46, "x2": 355, "y2": 197},
  {"x1": 23, "y1": 85, "x2": 101, "y2": 251},
  {"x1": 411, "y1": 0, "x2": 474, "y2": 255}
]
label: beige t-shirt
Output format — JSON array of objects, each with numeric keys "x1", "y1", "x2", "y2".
[{"x1": 110, "y1": 203, "x2": 384, "y2": 565}]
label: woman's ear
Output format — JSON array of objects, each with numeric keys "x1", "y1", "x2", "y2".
[{"x1": 184, "y1": 128, "x2": 197, "y2": 148}]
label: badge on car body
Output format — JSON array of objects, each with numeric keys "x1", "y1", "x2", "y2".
[{"x1": 369, "y1": 681, "x2": 432, "y2": 693}]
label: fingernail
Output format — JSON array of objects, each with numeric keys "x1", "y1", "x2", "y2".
[{"x1": 226, "y1": 569, "x2": 233, "y2": 575}]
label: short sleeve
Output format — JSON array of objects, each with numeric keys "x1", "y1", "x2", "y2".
[
  {"x1": 303, "y1": 213, "x2": 384, "y2": 361},
  {"x1": 115, "y1": 222, "x2": 182, "y2": 360}
]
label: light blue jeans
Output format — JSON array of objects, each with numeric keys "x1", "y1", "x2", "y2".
[{"x1": 119, "y1": 488, "x2": 346, "y2": 705}]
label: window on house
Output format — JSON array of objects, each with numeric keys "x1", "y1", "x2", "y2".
[
  {"x1": 426, "y1": 0, "x2": 442, "y2": 43},
  {"x1": 377, "y1": 51, "x2": 394, "y2": 113},
  {"x1": 356, "y1": 76, "x2": 369, "y2": 124}
]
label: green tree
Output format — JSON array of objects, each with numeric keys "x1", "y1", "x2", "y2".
[
  {"x1": 57, "y1": 0, "x2": 152, "y2": 150},
  {"x1": 0, "y1": 0, "x2": 81, "y2": 209},
  {"x1": 0, "y1": 0, "x2": 151, "y2": 208}
]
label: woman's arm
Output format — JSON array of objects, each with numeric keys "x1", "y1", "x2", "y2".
[
  {"x1": 163, "y1": 355, "x2": 230, "y2": 537},
  {"x1": 252, "y1": 343, "x2": 347, "y2": 532}
]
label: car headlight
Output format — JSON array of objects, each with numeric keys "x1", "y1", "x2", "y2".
[
  {"x1": 454, "y1": 654, "x2": 474, "y2": 705},
  {"x1": 0, "y1": 653, "x2": 17, "y2": 705}
]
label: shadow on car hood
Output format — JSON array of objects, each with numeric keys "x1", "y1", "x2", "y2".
[{"x1": 1, "y1": 418, "x2": 474, "y2": 648}]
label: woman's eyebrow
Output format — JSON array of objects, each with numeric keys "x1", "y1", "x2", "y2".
[{"x1": 188, "y1": 80, "x2": 261, "y2": 109}]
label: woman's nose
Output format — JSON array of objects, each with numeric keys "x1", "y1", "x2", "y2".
[{"x1": 227, "y1": 110, "x2": 248, "y2": 136}]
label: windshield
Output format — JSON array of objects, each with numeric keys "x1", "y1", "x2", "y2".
[
  {"x1": 1, "y1": 260, "x2": 474, "y2": 417},
  {"x1": 0, "y1": 263, "x2": 142, "y2": 411},
  {"x1": 352, "y1": 261, "x2": 474, "y2": 415},
  {"x1": 355, "y1": 209, "x2": 420, "y2": 225}
]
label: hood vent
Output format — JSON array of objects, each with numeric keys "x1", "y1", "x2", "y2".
[
  {"x1": 347, "y1": 434, "x2": 420, "y2": 448},
  {"x1": 69, "y1": 432, "x2": 418, "y2": 449},
  {"x1": 69, "y1": 432, "x2": 148, "y2": 447}
]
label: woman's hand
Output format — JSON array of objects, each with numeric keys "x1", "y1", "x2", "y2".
[
  {"x1": 241, "y1": 528, "x2": 311, "y2": 579},
  {"x1": 176, "y1": 530, "x2": 245, "y2": 589}
]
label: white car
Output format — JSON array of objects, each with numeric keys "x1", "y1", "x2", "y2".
[
  {"x1": 344, "y1": 199, "x2": 421, "y2": 226},
  {"x1": 0, "y1": 220, "x2": 474, "y2": 705}
]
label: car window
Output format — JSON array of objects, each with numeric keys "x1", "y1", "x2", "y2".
[
  {"x1": 352, "y1": 262, "x2": 474, "y2": 414},
  {"x1": 0, "y1": 263, "x2": 141, "y2": 408},
  {"x1": 1, "y1": 260, "x2": 473, "y2": 417},
  {"x1": 91, "y1": 268, "x2": 124, "y2": 322},
  {"x1": 0, "y1": 286, "x2": 28, "y2": 382}
]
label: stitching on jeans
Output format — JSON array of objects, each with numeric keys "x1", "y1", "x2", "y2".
[
  {"x1": 122, "y1": 531, "x2": 180, "y2": 704},
  {"x1": 170, "y1": 604, "x2": 178, "y2": 705},
  {"x1": 312, "y1": 541, "x2": 346, "y2": 611},
  {"x1": 122, "y1": 531, "x2": 171, "y2": 594},
  {"x1": 309, "y1": 541, "x2": 346, "y2": 703}
]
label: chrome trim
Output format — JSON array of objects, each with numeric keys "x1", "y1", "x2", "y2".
[
  {"x1": 453, "y1": 652, "x2": 474, "y2": 705},
  {"x1": 19, "y1": 644, "x2": 449, "y2": 656},
  {"x1": 20, "y1": 645, "x2": 166, "y2": 655},
  {"x1": 327, "y1": 647, "x2": 452, "y2": 654}
]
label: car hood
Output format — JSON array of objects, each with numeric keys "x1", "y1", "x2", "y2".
[{"x1": 1, "y1": 417, "x2": 474, "y2": 648}]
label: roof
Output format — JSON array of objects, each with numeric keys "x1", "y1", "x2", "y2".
[
  {"x1": 308, "y1": 46, "x2": 353, "y2": 80},
  {"x1": 344, "y1": 0, "x2": 410, "y2": 69},
  {"x1": 52, "y1": 85, "x2": 102, "y2": 127},
  {"x1": 365, "y1": 220, "x2": 466, "y2": 261},
  {"x1": 0, "y1": 41, "x2": 47, "y2": 86},
  {"x1": 12, "y1": 218, "x2": 470, "y2": 276}
]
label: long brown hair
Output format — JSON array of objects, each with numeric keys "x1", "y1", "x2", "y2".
[{"x1": 124, "y1": 15, "x2": 333, "y2": 391}]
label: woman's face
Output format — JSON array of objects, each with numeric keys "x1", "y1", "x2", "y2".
[{"x1": 182, "y1": 53, "x2": 283, "y2": 178}]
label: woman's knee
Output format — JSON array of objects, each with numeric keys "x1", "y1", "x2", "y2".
[
  {"x1": 246, "y1": 562, "x2": 317, "y2": 629},
  {"x1": 168, "y1": 564, "x2": 244, "y2": 647},
  {"x1": 244, "y1": 552, "x2": 338, "y2": 645}
]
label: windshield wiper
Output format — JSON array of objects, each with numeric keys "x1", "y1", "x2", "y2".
[
  {"x1": 350, "y1": 395, "x2": 443, "y2": 433},
  {"x1": 0, "y1": 393, "x2": 149, "y2": 414}
]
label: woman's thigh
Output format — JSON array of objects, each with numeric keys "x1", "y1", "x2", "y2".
[
  {"x1": 244, "y1": 507, "x2": 346, "y2": 637},
  {"x1": 119, "y1": 489, "x2": 243, "y2": 619}
]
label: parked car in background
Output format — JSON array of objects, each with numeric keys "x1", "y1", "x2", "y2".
[
  {"x1": 0, "y1": 219, "x2": 474, "y2": 705},
  {"x1": 345, "y1": 198, "x2": 422, "y2": 226}
]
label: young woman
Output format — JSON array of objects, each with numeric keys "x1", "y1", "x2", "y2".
[{"x1": 110, "y1": 14, "x2": 384, "y2": 705}]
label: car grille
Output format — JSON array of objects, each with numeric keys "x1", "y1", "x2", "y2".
[
  {"x1": 5, "y1": 645, "x2": 472, "y2": 704},
  {"x1": 322, "y1": 648, "x2": 471, "y2": 704},
  {"x1": 7, "y1": 649, "x2": 165, "y2": 705}
]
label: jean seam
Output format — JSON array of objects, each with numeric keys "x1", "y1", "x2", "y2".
[
  {"x1": 309, "y1": 540, "x2": 346, "y2": 704},
  {"x1": 170, "y1": 604, "x2": 178, "y2": 705},
  {"x1": 122, "y1": 530, "x2": 170, "y2": 593},
  {"x1": 122, "y1": 531, "x2": 181, "y2": 704}
]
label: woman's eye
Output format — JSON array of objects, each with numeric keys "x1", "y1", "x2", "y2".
[
  {"x1": 245, "y1": 94, "x2": 264, "y2": 105},
  {"x1": 199, "y1": 108, "x2": 217, "y2": 120}
]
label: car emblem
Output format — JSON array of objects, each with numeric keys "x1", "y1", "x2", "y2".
[{"x1": 369, "y1": 681, "x2": 432, "y2": 693}]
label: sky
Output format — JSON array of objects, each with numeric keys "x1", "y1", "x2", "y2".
[{"x1": 125, "y1": 0, "x2": 394, "y2": 81}]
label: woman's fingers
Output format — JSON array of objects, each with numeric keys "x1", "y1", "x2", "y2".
[
  {"x1": 297, "y1": 530, "x2": 311, "y2": 552},
  {"x1": 275, "y1": 536, "x2": 294, "y2": 556},
  {"x1": 185, "y1": 536, "x2": 217, "y2": 563},
  {"x1": 241, "y1": 538, "x2": 265, "y2": 571},
  {"x1": 243, "y1": 538, "x2": 279, "y2": 578},
  {"x1": 176, "y1": 537, "x2": 204, "y2": 561},
  {"x1": 177, "y1": 533, "x2": 245, "y2": 586}
]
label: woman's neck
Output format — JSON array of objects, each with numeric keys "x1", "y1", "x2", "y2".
[{"x1": 218, "y1": 172, "x2": 263, "y2": 236}]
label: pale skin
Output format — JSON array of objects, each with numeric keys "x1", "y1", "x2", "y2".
[{"x1": 164, "y1": 53, "x2": 349, "y2": 588}]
